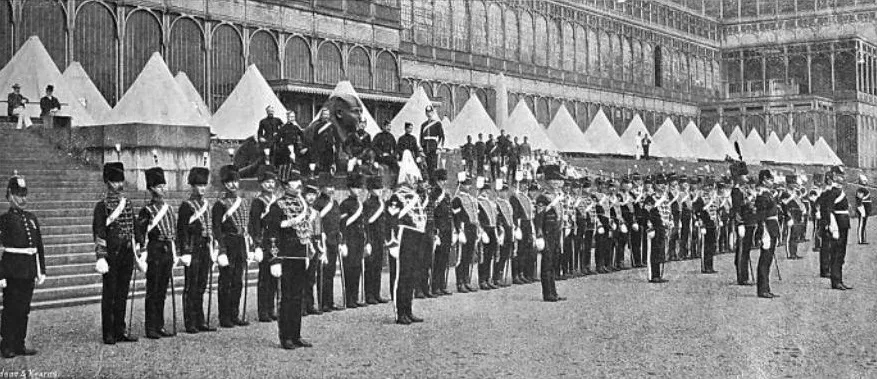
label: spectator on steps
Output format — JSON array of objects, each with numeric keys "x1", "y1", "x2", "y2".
[
  {"x1": 641, "y1": 133, "x2": 652, "y2": 160},
  {"x1": 7, "y1": 83, "x2": 31, "y2": 129},
  {"x1": 39, "y1": 85, "x2": 61, "y2": 118}
]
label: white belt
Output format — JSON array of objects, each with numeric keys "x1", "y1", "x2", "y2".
[
  {"x1": 765, "y1": 216, "x2": 779, "y2": 221},
  {"x1": 423, "y1": 137, "x2": 439, "y2": 141},
  {"x1": 834, "y1": 210, "x2": 849, "y2": 215},
  {"x1": 3, "y1": 247, "x2": 37, "y2": 255}
]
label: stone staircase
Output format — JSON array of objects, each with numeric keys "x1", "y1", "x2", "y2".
[{"x1": 0, "y1": 126, "x2": 257, "y2": 309}]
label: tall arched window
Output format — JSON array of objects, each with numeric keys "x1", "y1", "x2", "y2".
[
  {"x1": 562, "y1": 22, "x2": 574, "y2": 71},
  {"x1": 413, "y1": 0, "x2": 432, "y2": 45},
  {"x1": 487, "y1": 3, "x2": 503, "y2": 58},
  {"x1": 575, "y1": 25, "x2": 587, "y2": 72},
  {"x1": 315, "y1": 41, "x2": 343, "y2": 85},
  {"x1": 622, "y1": 37, "x2": 632, "y2": 82},
  {"x1": 455, "y1": 86, "x2": 469, "y2": 115},
  {"x1": 124, "y1": 10, "x2": 162, "y2": 92},
  {"x1": 471, "y1": 1, "x2": 487, "y2": 54},
  {"x1": 284, "y1": 36, "x2": 312, "y2": 83},
  {"x1": 21, "y1": 0, "x2": 66, "y2": 68},
  {"x1": 347, "y1": 46, "x2": 371, "y2": 89},
  {"x1": 504, "y1": 8, "x2": 518, "y2": 62},
  {"x1": 632, "y1": 41, "x2": 642, "y2": 84},
  {"x1": 210, "y1": 24, "x2": 244, "y2": 110},
  {"x1": 249, "y1": 30, "x2": 279, "y2": 80},
  {"x1": 537, "y1": 97, "x2": 549, "y2": 126},
  {"x1": 611, "y1": 33, "x2": 622, "y2": 80},
  {"x1": 75, "y1": 2, "x2": 118, "y2": 104},
  {"x1": 643, "y1": 43, "x2": 654, "y2": 86},
  {"x1": 375, "y1": 51, "x2": 398, "y2": 92},
  {"x1": 169, "y1": 17, "x2": 206, "y2": 97},
  {"x1": 452, "y1": 0, "x2": 469, "y2": 51},
  {"x1": 588, "y1": 28, "x2": 599, "y2": 76},
  {"x1": 519, "y1": 12, "x2": 533, "y2": 64},
  {"x1": 436, "y1": 84, "x2": 452, "y2": 119},
  {"x1": 433, "y1": 0, "x2": 451, "y2": 49},
  {"x1": 599, "y1": 31, "x2": 610, "y2": 78},
  {"x1": 534, "y1": 14, "x2": 547, "y2": 66},
  {"x1": 548, "y1": 19, "x2": 560, "y2": 69}
]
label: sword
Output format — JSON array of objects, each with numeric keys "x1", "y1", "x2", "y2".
[
  {"x1": 170, "y1": 241, "x2": 179, "y2": 336},
  {"x1": 338, "y1": 249, "x2": 347, "y2": 309},
  {"x1": 127, "y1": 237, "x2": 139, "y2": 336},
  {"x1": 241, "y1": 236, "x2": 252, "y2": 323}
]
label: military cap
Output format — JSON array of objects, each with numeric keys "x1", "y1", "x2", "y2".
[
  {"x1": 188, "y1": 167, "x2": 210, "y2": 186},
  {"x1": 219, "y1": 165, "x2": 240, "y2": 183},
  {"x1": 257, "y1": 165, "x2": 277, "y2": 182},
  {"x1": 145, "y1": 167, "x2": 166, "y2": 188},
  {"x1": 7, "y1": 171, "x2": 26, "y2": 197},
  {"x1": 758, "y1": 169, "x2": 773, "y2": 183},
  {"x1": 103, "y1": 162, "x2": 125, "y2": 183}
]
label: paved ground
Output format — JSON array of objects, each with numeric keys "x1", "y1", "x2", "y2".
[{"x1": 2, "y1": 232, "x2": 877, "y2": 378}]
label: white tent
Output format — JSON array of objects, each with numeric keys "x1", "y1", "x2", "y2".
[
  {"x1": 106, "y1": 52, "x2": 207, "y2": 127},
  {"x1": 680, "y1": 120, "x2": 723, "y2": 160},
  {"x1": 60, "y1": 62, "x2": 111, "y2": 124},
  {"x1": 650, "y1": 117, "x2": 697, "y2": 159},
  {"x1": 389, "y1": 86, "x2": 432, "y2": 141},
  {"x1": 778, "y1": 134, "x2": 805, "y2": 164},
  {"x1": 505, "y1": 100, "x2": 558, "y2": 151},
  {"x1": 547, "y1": 105, "x2": 589, "y2": 153},
  {"x1": 763, "y1": 131, "x2": 783, "y2": 163},
  {"x1": 328, "y1": 80, "x2": 381, "y2": 136},
  {"x1": 741, "y1": 129, "x2": 766, "y2": 164},
  {"x1": 813, "y1": 137, "x2": 843, "y2": 166},
  {"x1": 210, "y1": 65, "x2": 286, "y2": 139},
  {"x1": 174, "y1": 72, "x2": 210, "y2": 123},
  {"x1": 447, "y1": 96, "x2": 499, "y2": 147},
  {"x1": 618, "y1": 114, "x2": 650, "y2": 157},
  {"x1": 0, "y1": 36, "x2": 96, "y2": 126},
  {"x1": 705, "y1": 123, "x2": 736, "y2": 160},
  {"x1": 797, "y1": 136, "x2": 818, "y2": 165},
  {"x1": 580, "y1": 108, "x2": 622, "y2": 155},
  {"x1": 729, "y1": 126, "x2": 747, "y2": 147}
]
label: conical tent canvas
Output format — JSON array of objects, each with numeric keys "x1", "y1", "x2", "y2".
[
  {"x1": 547, "y1": 105, "x2": 588, "y2": 153},
  {"x1": 210, "y1": 65, "x2": 286, "y2": 139},
  {"x1": 797, "y1": 136, "x2": 817, "y2": 165},
  {"x1": 619, "y1": 114, "x2": 650, "y2": 156},
  {"x1": 61, "y1": 61, "x2": 111, "y2": 124},
  {"x1": 742, "y1": 129, "x2": 766, "y2": 163},
  {"x1": 814, "y1": 138, "x2": 843, "y2": 166},
  {"x1": 705, "y1": 123, "x2": 736, "y2": 160},
  {"x1": 778, "y1": 134, "x2": 805, "y2": 164},
  {"x1": 175, "y1": 72, "x2": 210, "y2": 123},
  {"x1": 0, "y1": 36, "x2": 95, "y2": 125},
  {"x1": 328, "y1": 81, "x2": 381, "y2": 136},
  {"x1": 729, "y1": 126, "x2": 747, "y2": 147},
  {"x1": 505, "y1": 100, "x2": 558, "y2": 151},
  {"x1": 763, "y1": 132, "x2": 783, "y2": 163},
  {"x1": 681, "y1": 120, "x2": 722, "y2": 160},
  {"x1": 389, "y1": 87, "x2": 432, "y2": 140},
  {"x1": 581, "y1": 108, "x2": 622, "y2": 155},
  {"x1": 447, "y1": 96, "x2": 499, "y2": 147},
  {"x1": 650, "y1": 118, "x2": 696, "y2": 159},
  {"x1": 107, "y1": 52, "x2": 208, "y2": 127}
]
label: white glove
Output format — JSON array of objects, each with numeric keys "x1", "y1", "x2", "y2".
[
  {"x1": 514, "y1": 228, "x2": 523, "y2": 240},
  {"x1": 535, "y1": 237, "x2": 545, "y2": 251},
  {"x1": 761, "y1": 230, "x2": 772, "y2": 247},
  {"x1": 632, "y1": 224, "x2": 640, "y2": 231},
  {"x1": 95, "y1": 258, "x2": 109, "y2": 274},
  {"x1": 340, "y1": 244, "x2": 348, "y2": 258},
  {"x1": 832, "y1": 230, "x2": 840, "y2": 240},
  {"x1": 280, "y1": 220, "x2": 293, "y2": 228},
  {"x1": 620, "y1": 224, "x2": 628, "y2": 234},
  {"x1": 389, "y1": 246, "x2": 400, "y2": 258},
  {"x1": 365, "y1": 243, "x2": 373, "y2": 257},
  {"x1": 320, "y1": 252, "x2": 329, "y2": 264},
  {"x1": 480, "y1": 230, "x2": 490, "y2": 244},
  {"x1": 699, "y1": 228, "x2": 706, "y2": 236},
  {"x1": 434, "y1": 236, "x2": 441, "y2": 247},
  {"x1": 36, "y1": 274, "x2": 46, "y2": 286},
  {"x1": 647, "y1": 231, "x2": 656, "y2": 239},
  {"x1": 737, "y1": 225, "x2": 746, "y2": 237},
  {"x1": 0, "y1": 279, "x2": 6, "y2": 289},
  {"x1": 451, "y1": 232, "x2": 459, "y2": 245},
  {"x1": 254, "y1": 247, "x2": 264, "y2": 263},
  {"x1": 137, "y1": 258, "x2": 148, "y2": 273},
  {"x1": 564, "y1": 229, "x2": 571, "y2": 237},
  {"x1": 210, "y1": 245, "x2": 218, "y2": 262},
  {"x1": 786, "y1": 220, "x2": 794, "y2": 227},
  {"x1": 347, "y1": 158, "x2": 357, "y2": 172},
  {"x1": 180, "y1": 254, "x2": 192, "y2": 267},
  {"x1": 218, "y1": 254, "x2": 230, "y2": 267},
  {"x1": 458, "y1": 232, "x2": 468, "y2": 244},
  {"x1": 247, "y1": 251, "x2": 255, "y2": 262},
  {"x1": 270, "y1": 263, "x2": 282, "y2": 277},
  {"x1": 597, "y1": 227, "x2": 605, "y2": 235}
]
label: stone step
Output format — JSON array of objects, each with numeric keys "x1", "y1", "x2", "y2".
[
  {"x1": 48, "y1": 262, "x2": 95, "y2": 276},
  {"x1": 42, "y1": 224, "x2": 91, "y2": 235},
  {"x1": 45, "y1": 252, "x2": 95, "y2": 266},
  {"x1": 31, "y1": 208, "x2": 94, "y2": 218},
  {"x1": 27, "y1": 200, "x2": 96, "y2": 210},
  {"x1": 44, "y1": 233, "x2": 92, "y2": 245},
  {"x1": 41, "y1": 216, "x2": 94, "y2": 226},
  {"x1": 45, "y1": 242, "x2": 93, "y2": 256}
]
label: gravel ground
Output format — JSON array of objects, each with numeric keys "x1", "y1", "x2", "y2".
[{"x1": 3, "y1": 233, "x2": 877, "y2": 379}]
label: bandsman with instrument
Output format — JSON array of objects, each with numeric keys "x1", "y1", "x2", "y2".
[{"x1": 510, "y1": 181, "x2": 537, "y2": 284}]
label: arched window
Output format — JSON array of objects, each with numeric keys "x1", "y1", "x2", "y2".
[
  {"x1": 455, "y1": 86, "x2": 469, "y2": 115},
  {"x1": 622, "y1": 37, "x2": 632, "y2": 82},
  {"x1": 347, "y1": 47, "x2": 371, "y2": 89},
  {"x1": 413, "y1": 0, "x2": 432, "y2": 45},
  {"x1": 315, "y1": 42, "x2": 342, "y2": 85},
  {"x1": 433, "y1": 0, "x2": 451, "y2": 48},
  {"x1": 375, "y1": 51, "x2": 399, "y2": 92},
  {"x1": 611, "y1": 33, "x2": 622, "y2": 80},
  {"x1": 519, "y1": 12, "x2": 533, "y2": 64},
  {"x1": 599, "y1": 31, "x2": 610, "y2": 78},
  {"x1": 471, "y1": 1, "x2": 487, "y2": 54},
  {"x1": 210, "y1": 24, "x2": 244, "y2": 110},
  {"x1": 21, "y1": 0, "x2": 66, "y2": 68},
  {"x1": 588, "y1": 28, "x2": 599, "y2": 76},
  {"x1": 534, "y1": 14, "x2": 547, "y2": 66},
  {"x1": 452, "y1": 0, "x2": 469, "y2": 51},
  {"x1": 507, "y1": 92, "x2": 518, "y2": 116},
  {"x1": 124, "y1": 10, "x2": 162, "y2": 92},
  {"x1": 169, "y1": 17, "x2": 206, "y2": 97},
  {"x1": 632, "y1": 41, "x2": 642, "y2": 84},
  {"x1": 420, "y1": 82, "x2": 433, "y2": 99},
  {"x1": 75, "y1": 2, "x2": 118, "y2": 104},
  {"x1": 562, "y1": 22, "x2": 574, "y2": 71},
  {"x1": 643, "y1": 43, "x2": 654, "y2": 86},
  {"x1": 487, "y1": 3, "x2": 503, "y2": 58},
  {"x1": 537, "y1": 97, "x2": 549, "y2": 126},
  {"x1": 575, "y1": 25, "x2": 587, "y2": 72},
  {"x1": 436, "y1": 84, "x2": 452, "y2": 119},
  {"x1": 284, "y1": 36, "x2": 312, "y2": 83},
  {"x1": 504, "y1": 8, "x2": 518, "y2": 62},
  {"x1": 548, "y1": 19, "x2": 560, "y2": 69},
  {"x1": 249, "y1": 30, "x2": 279, "y2": 80}
]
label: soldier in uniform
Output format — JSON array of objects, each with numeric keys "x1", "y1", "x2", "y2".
[
  {"x1": 780, "y1": 175, "x2": 805, "y2": 260},
  {"x1": 693, "y1": 177, "x2": 719, "y2": 274},
  {"x1": 474, "y1": 134, "x2": 486, "y2": 176},
  {"x1": 494, "y1": 179, "x2": 514, "y2": 287},
  {"x1": 645, "y1": 181, "x2": 668, "y2": 283},
  {"x1": 730, "y1": 161, "x2": 755, "y2": 286},
  {"x1": 275, "y1": 110, "x2": 305, "y2": 170},
  {"x1": 314, "y1": 175, "x2": 344, "y2": 312},
  {"x1": 627, "y1": 175, "x2": 644, "y2": 268},
  {"x1": 0, "y1": 172, "x2": 45, "y2": 357},
  {"x1": 135, "y1": 166, "x2": 178, "y2": 339},
  {"x1": 364, "y1": 175, "x2": 389, "y2": 304},
  {"x1": 855, "y1": 175, "x2": 871, "y2": 245},
  {"x1": 372, "y1": 121, "x2": 398, "y2": 173},
  {"x1": 754, "y1": 170, "x2": 779, "y2": 298},
  {"x1": 416, "y1": 178, "x2": 436, "y2": 298},
  {"x1": 577, "y1": 178, "x2": 597, "y2": 275},
  {"x1": 452, "y1": 174, "x2": 480, "y2": 293},
  {"x1": 386, "y1": 169, "x2": 427, "y2": 325},
  {"x1": 339, "y1": 173, "x2": 369, "y2": 308},
  {"x1": 678, "y1": 176, "x2": 693, "y2": 260},
  {"x1": 594, "y1": 180, "x2": 613, "y2": 273},
  {"x1": 477, "y1": 177, "x2": 499, "y2": 290},
  {"x1": 420, "y1": 105, "x2": 445, "y2": 182},
  {"x1": 92, "y1": 162, "x2": 139, "y2": 344},
  {"x1": 250, "y1": 166, "x2": 279, "y2": 321},
  {"x1": 461, "y1": 136, "x2": 475, "y2": 176},
  {"x1": 510, "y1": 181, "x2": 537, "y2": 284},
  {"x1": 825, "y1": 166, "x2": 853, "y2": 290},
  {"x1": 177, "y1": 164, "x2": 218, "y2": 333},
  {"x1": 431, "y1": 169, "x2": 454, "y2": 295},
  {"x1": 211, "y1": 165, "x2": 251, "y2": 327},
  {"x1": 816, "y1": 175, "x2": 832, "y2": 277},
  {"x1": 264, "y1": 168, "x2": 314, "y2": 349},
  {"x1": 258, "y1": 105, "x2": 283, "y2": 154},
  {"x1": 309, "y1": 108, "x2": 336, "y2": 175},
  {"x1": 534, "y1": 166, "x2": 565, "y2": 302},
  {"x1": 397, "y1": 123, "x2": 420, "y2": 160},
  {"x1": 345, "y1": 119, "x2": 372, "y2": 168}
]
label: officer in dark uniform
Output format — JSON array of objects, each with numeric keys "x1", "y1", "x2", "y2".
[
  {"x1": 339, "y1": 172, "x2": 369, "y2": 308},
  {"x1": 264, "y1": 168, "x2": 313, "y2": 349},
  {"x1": 314, "y1": 174, "x2": 344, "y2": 312},
  {"x1": 534, "y1": 166, "x2": 565, "y2": 302},
  {"x1": 730, "y1": 161, "x2": 754, "y2": 286},
  {"x1": 780, "y1": 175, "x2": 805, "y2": 260},
  {"x1": 386, "y1": 175, "x2": 426, "y2": 325},
  {"x1": 452, "y1": 174, "x2": 480, "y2": 293},
  {"x1": 855, "y1": 175, "x2": 871, "y2": 244},
  {"x1": 416, "y1": 178, "x2": 436, "y2": 298},
  {"x1": 0, "y1": 172, "x2": 45, "y2": 358},
  {"x1": 474, "y1": 134, "x2": 486, "y2": 176},
  {"x1": 258, "y1": 105, "x2": 284, "y2": 152},
  {"x1": 495, "y1": 180, "x2": 515, "y2": 287},
  {"x1": 510, "y1": 182, "x2": 536, "y2": 283},
  {"x1": 816, "y1": 175, "x2": 832, "y2": 276},
  {"x1": 431, "y1": 169, "x2": 454, "y2": 295},
  {"x1": 754, "y1": 170, "x2": 780, "y2": 298},
  {"x1": 397, "y1": 123, "x2": 420, "y2": 160},
  {"x1": 249, "y1": 166, "x2": 279, "y2": 321},
  {"x1": 177, "y1": 164, "x2": 218, "y2": 334},
  {"x1": 420, "y1": 105, "x2": 445, "y2": 182},
  {"x1": 645, "y1": 189, "x2": 667, "y2": 283},
  {"x1": 309, "y1": 108, "x2": 336, "y2": 175},
  {"x1": 135, "y1": 166, "x2": 178, "y2": 339},
  {"x1": 363, "y1": 175, "x2": 389, "y2": 304},
  {"x1": 211, "y1": 165, "x2": 251, "y2": 327},
  {"x1": 92, "y1": 162, "x2": 139, "y2": 344},
  {"x1": 372, "y1": 121, "x2": 398, "y2": 172},
  {"x1": 461, "y1": 136, "x2": 475, "y2": 175},
  {"x1": 276, "y1": 111, "x2": 307, "y2": 172},
  {"x1": 693, "y1": 177, "x2": 719, "y2": 274},
  {"x1": 477, "y1": 178, "x2": 499, "y2": 290},
  {"x1": 826, "y1": 166, "x2": 853, "y2": 290},
  {"x1": 345, "y1": 119, "x2": 372, "y2": 164}
]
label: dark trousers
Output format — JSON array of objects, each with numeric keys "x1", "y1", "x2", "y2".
[
  {"x1": 396, "y1": 239, "x2": 419, "y2": 318},
  {"x1": 432, "y1": 242, "x2": 450, "y2": 292},
  {"x1": 630, "y1": 227, "x2": 643, "y2": 267},
  {"x1": 218, "y1": 236, "x2": 246, "y2": 324},
  {"x1": 366, "y1": 246, "x2": 384, "y2": 300},
  {"x1": 257, "y1": 260, "x2": 278, "y2": 318},
  {"x1": 786, "y1": 224, "x2": 804, "y2": 258},
  {"x1": 321, "y1": 244, "x2": 339, "y2": 308},
  {"x1": 643, "y1": 145, "x2": 650, "y2": 159},
  {"x1": 813, "y1": 221, "x2": 823, "y2": 252},
  {"x1": 640, "y1": 224, "x2": 649, "y2": 267},
  {"x1": 562, "y1": 234, "x2": 575, "y2": 275},
  {"x1": 614, "y1": 232, "x2": 628, "y2": 267},
  {"x1": 145, "y1": 240, "x2": 173, "y2": 333},
  {"x1": 858, "y1": 216, "x2": 868, "y2": 243},
  {"x1": 650, "y1": 233, "x2": 665, "y2": 280},
  {"x1": 424, "y1": 149, "x2": 438, "y2": 181},
  {"x1": 519, "y1": 226, "x2": 534, "y2": 279},
  {"x1": 819, "y1": 228, "x2": 832, "y2": 277},
  {"x1": 343, "y1": 253, "x2": 363, "y2": 306},
  {"x1": 303, "y1": 257, "x2": 320, "y2": 312},
  {"x1": 478, "y1": 236, "x2": 497, "y2": 284},
  {"x1": 278, "y1": 259, "x2": 305, "y2": 343},
  {"x1": 735, "y1": 226, "x2": 755, "y2": 284},
  {"x1": 668, "y1": 225, "x2": 679, "y2": 260},
  {"x1": 455, "y1": 228, "x2": 477, "y2": 285},
  {"x1": 680, "y1": 218, "x2": 691, "y2": 258},
  {"x1": 830, "y1": 228, "x2": 849, "y2": 286},
  {"x1": 476, "y1": 158, "x2": 485, "y2": 176},
  {"x1": 595, "y1": 233, "x2": 611, "y2": 269},
  {"x1": 494, "y1": 242, "x2": 511, "y2": 283},
  {"x1": 389, "y1": 255, "x2": 398, "y2": 298},
  {"x1": 580, "y1": 230, "x2": 594, "y2": 271},
  {"x1": 541, "y1": 248, "x2": 558, "y2": 300},
  {"x1": 757, "y1": 240, "x2": 775, "y2": 295},
  {"x1": 702, "y1": 228, "x2": 716, "y2": 272},
  {"x1": 101, "y1": 244, "x2": 134, "y2": 340},
  {"x1": 183, "y1": 242, "x2": 210, "y2": 329},
  {"x1": 507, "y1": 163, "x2": 518, "y2": 183},
  {"x1": 490, "y1": 162, "x2": 500, "y2": 181},
  {"x1": 419, "y1": 233, "x2": 435, "y2": 293},
  {"x1": 0, "y1": 278, "x2": 35, "y2": 351}
]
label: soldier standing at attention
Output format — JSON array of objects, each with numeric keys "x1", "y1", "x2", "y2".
[
  {"x1": 397, "y1": 122, "x2": 420, "y2": 161},
  {"x1": 461, "y1": 136, "x2": 475, "y2": 176},
  {"x1": 826, "y1": 166, "x2": 853, "y2": 291},
  {"x1": 534, "y1": 166, "x2": 565, "y2": 302},
  {"x1": 452, "y1": 174, "x2": 479, "y2": 293},
  {"x1": 258, "y1": 105, "x2": 283, "y2": 154},
  {"x1": 314, "y1": 175, "x2": 344, "y2": 312},
  {"x1": 474, "y1": 134, "x2": 486, "y2": 176},
  {"x1": 372, "y1": 121, "x2": 398, "y2": 172},
  {"x1": 855, "y1": 174, "x2": 871, "y2": 244},
  {"x1": 309, "y1": 108, "x2": 336, "y2": 175},
  {"x1": 0, "y1": 172, "x2": 46, "y2": 357},
  {"x1": 431, "y1": 169, "x2": 454, "y2": 295},
  {"x1": 250, "y1": 166, "x2": 279, "y2": 322},
  {"x1": 510, "y1": 182, "x2": 537, "y2": 284},
  {"x1": 754, "y1": 170, "x2": 780, "y2": 299},
  {"x1": 420, "y1": 105, "x2": 445, "y2": 182},
  {"x1": 92, "y1": 162, "x2": 139, "y2": 344},
  {"x1": 212, "y1": 165, "x2": 251, "y2": 327},
  {"x1": 363, "y1": 175, "x2": 389, "y2": 304},
  {"x1": 339, "y1": 172, "x2": 369, "y2": 308},
  {"x1": 177, "y1": 164, "x2": 218, "y2": 334}
]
